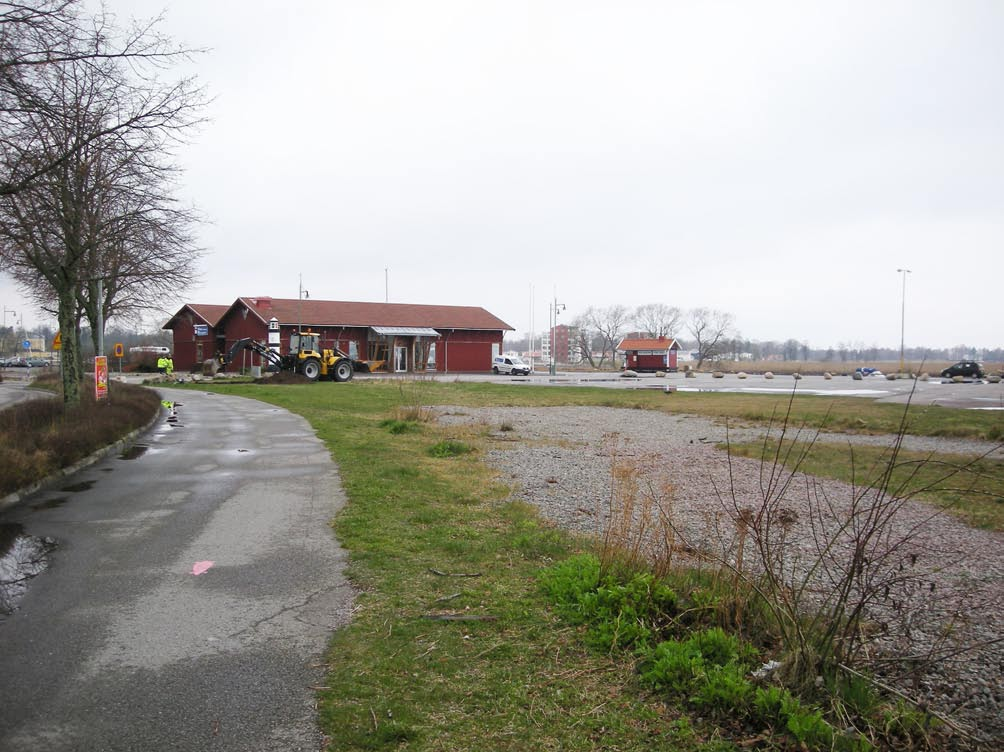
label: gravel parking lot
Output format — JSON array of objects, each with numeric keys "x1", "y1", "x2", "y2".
[{"x1": 438, "y1": 404, "x2": 1004, "y2": 745}]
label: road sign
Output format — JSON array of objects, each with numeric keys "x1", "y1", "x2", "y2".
[
  {"x1": 113, "y1": 342, "x2": 124, "y2": 358},
  {"x1": 52, "y1": 331, "x2": 62, "y2": 350},
  {"x1": 22, "y1": 339, "x2": 30, "y2": 350}
]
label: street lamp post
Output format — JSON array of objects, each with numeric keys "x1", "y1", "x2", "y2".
[
  {"x1": 549, "y1": 297, "x2": 565, "y2": 376},
  {"x1": 897, "y1": 268, "x2": 911, "y2": 374},
  {"x1": 1, "y1": 308, "x2": 14, "y2": 357}
]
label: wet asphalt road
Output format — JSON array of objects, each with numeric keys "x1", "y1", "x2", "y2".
[
  {"x1": 0, "y1": 389, "x2": 354, "y2": 751},
  {"x1": 0, "y1": 375, "x2": 52, "y2": 410}
]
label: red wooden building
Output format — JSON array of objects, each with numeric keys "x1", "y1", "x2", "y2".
[
  {"x1": 163, "y1": 297, "x2": 513, "y2": 374},
  {"x1": 616, "y1": 336, "x2": 681, "y2": 372},
  {"x1": 161, "y1": 303, "x2": 229, "y2": 372}
]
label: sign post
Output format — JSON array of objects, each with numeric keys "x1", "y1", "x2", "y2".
[
  {"x1": 94, "y1": 356, "x2": 108, "y2": 401},
  {"x1": 113, "y1": 342, "x2": 124, "y2": 373}
]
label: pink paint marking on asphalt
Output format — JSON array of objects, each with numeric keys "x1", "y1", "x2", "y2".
[{"x1": 191, "y1": 561, "x2": 214, "y2": 576}]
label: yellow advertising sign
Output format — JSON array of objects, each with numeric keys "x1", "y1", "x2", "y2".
[{"x1": 94, "y1": 356, "x2": 108, "y2": 401}]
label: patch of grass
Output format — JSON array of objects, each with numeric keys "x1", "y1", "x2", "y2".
[
  {"x1": 727, "y1": 440, "x2": 1004, "y2": 531},
  {"x1": 0, "y1": 375, "x2": 161, "y2": 495}
]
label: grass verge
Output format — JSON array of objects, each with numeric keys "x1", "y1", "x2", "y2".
[{"x1": 726, "y1": 440, "x2": 1004, "y2": 531}]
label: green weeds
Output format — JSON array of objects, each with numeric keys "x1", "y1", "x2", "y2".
[{"x1": 541, "y1": 553, "x2": 938, "y2": 750}]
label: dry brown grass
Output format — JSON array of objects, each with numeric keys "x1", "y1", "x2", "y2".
[{"x1": 0, "y1": 375, "x2": 161, "y2": 495}]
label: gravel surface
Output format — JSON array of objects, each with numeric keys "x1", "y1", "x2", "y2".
[{"x1": 437, "y1": 405, "x2": 1004, "y2": 747}]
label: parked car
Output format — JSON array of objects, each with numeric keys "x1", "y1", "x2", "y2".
[
  {"x1": 492, "y1": 355, "x2": 531, "y2": 376},
  {"x1": 940, "y1": 361, "x2": 985, "y2": 379}
]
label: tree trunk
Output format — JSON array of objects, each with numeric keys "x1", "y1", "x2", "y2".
[{"x1": 57, "y1": 287, "x2": 82, "y2": 406}]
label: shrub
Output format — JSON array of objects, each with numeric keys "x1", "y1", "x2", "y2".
[
  {"x1": 579, "y1": 571, "x2": 678, "y2": 651},
  {"x1": 427, "y1": 439, "x2": 472, "y2": 458},
  {"x1": 641, "y1": 639, "x2": 704, "y2": 693},
  {"x1": 752, "y1": 685, "x2": 794, "y2": 727},
  {"x1": 785, "y1": 706, "x2": 834, "y2": 748},
  {"x1": 690, "y1": 663, "x2": 754, "y2": 714},
  {"x1": 689, "y1": 626, "x2": 742, "y2": 667},
  {"x1": 539, "y1": 554, "x2": 601, "y2": 622},
  {"x1": 379, "y1": 418, "x2": 418, "y2": 434},
  {"x1": 541, "y1": 555, "x2": 678, "y2": 651}
]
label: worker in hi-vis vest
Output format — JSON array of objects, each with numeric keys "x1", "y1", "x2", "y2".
[{"x1": 157, "y1": 355, "x2": 168, "y2": 374}]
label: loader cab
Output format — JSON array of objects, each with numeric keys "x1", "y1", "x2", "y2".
[{"x1": 289, "y1": 331, "x2": 320, "y2": 357}]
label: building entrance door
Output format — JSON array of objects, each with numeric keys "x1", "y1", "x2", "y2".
[{"x1": 394, "y1": 346, "x2": 407, "y2": 373}]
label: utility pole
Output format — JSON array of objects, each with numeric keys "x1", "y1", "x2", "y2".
[
  {"x1": 549, "y1": 293, "x2": 565, "y2": 376},
  {"x1": 528, "y1": 283, "x2": 534, "y2": 372},
  {"x1": 96, "y1": 279, "x2": 104, "y2": 356},
  {"x1": 897, "y1": 268, "x2": 911, "y2": 374}
]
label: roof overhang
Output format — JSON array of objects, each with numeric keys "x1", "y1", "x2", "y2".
[{"x1": 370, "y1": 326, "x2": 440, "y2": 338}]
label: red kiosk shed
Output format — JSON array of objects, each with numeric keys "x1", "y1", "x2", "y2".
[{"x1": 616, "y1": 336, "x2": 681, "y2": 372}]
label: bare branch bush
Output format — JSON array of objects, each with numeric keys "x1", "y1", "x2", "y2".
[{"x1": 593, "y1": 383, "x2": 1003, "y2": 741}]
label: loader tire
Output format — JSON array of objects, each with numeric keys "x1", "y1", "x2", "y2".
[
  {"x1": 301, "y1": 358, "x2": 321, "y2": 381},
  {"x1": 333, "y1": 359, "x2": 354, "y2": 382}
]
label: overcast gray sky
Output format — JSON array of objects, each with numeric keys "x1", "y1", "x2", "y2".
[{"x1": 2, "y1": 1, "x2": 1001, "y2": 350}]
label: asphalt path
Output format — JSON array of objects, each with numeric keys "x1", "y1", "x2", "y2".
[
  {"x1": 0, "y1": 389, "x2": 354, "y2": 751},
  {"x1": 0, "y1": 374, "x2": 54, "y2": 410}
]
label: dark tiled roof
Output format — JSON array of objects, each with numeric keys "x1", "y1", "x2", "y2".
[
  {"x1": 188, "y1": 304, "x2": 230, "y2": 326},
  {"x1": 162, "y1": 303, "x2": 230, "y2": 329},
  {"x1": 235, "y1": 297, "x2": 513, "y2": 331}
]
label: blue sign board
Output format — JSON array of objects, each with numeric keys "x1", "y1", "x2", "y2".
[
  {"x1": 194, "y1": 324, "x2": 208, "y2": 336},
  {"x1": 22, "y1": 340, "x2": 30, "y2": 350}
]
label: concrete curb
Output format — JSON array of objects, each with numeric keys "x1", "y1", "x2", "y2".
[{"x1": 0, "y1": 403, "x2": 163, "y2": 512}]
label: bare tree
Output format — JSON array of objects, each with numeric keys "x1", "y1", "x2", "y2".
[
  {"x1": 0, "y1": 1, "x2": 196, "y2": 196},
  {"x1": 571, "y1": 313, "x2": 598, "y2": 368},
  {"x1": 686, "y1": 307, "x2": 735, "y2": 368},
  {"x1": 0, "y1": 10, "x2": 204, "y2": 405},
  {"x1": 634, "y1": 303, "x2": 682, "y2": 339},
  {"x1": 579, "y1": 304, "x2": 630, "y2": 369}
]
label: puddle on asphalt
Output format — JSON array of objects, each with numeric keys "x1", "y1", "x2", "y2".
[
  {"x1": 32, "y1": 497, "x2": 68, "y2": 510},
  {"x1": 60, "y1": 480, "x2": 95, "y2": 493},
  {"x1": 0, "y1": 523, "x2": 57, "y2": 616},
  {"x1": 119, "y1": 444, "x2": 149, "y2": 460}
]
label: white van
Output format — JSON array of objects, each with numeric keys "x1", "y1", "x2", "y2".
[{"x1": 492, "y1": 355, "x2": 531, "y2": 376}]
